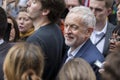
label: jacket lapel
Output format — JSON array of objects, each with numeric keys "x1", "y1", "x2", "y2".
[{"x1": 75, "y1": 39, "x2": 91, "y2": 57}]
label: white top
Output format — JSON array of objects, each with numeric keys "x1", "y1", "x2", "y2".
[
  {"x1": 90, "y1": 21, "x2": 108, "y2": 53},
  {"x1": 0, "y1": 39, "x2": 4, "y2": 45}
]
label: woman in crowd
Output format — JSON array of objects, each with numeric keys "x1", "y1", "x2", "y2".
[
  {"x1": 5, "y1": 14, "x2": 20, "y2": 42},
  {"x1": 3, "y1": 42, "x2": 44, "y2": 80},
  {"x1": 108, "y1": 2, "x2": 120, "y2": 53},
  {"x1": 57, "y1": 58, "x2": 96, "y2": 80},
  {"x1": 16, "y1": 8, "x2": 34, "y2": 41},
  {"x1": 109, "y1": 26, "x2": 120, "y2": 53}
]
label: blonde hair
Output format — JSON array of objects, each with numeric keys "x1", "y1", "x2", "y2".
[
  {"x1": 58, "y1": 58, "x2": 96, "y2": 80},
  {"x1": 3, "y1": 42, "x2": 44, "y2": 80}
]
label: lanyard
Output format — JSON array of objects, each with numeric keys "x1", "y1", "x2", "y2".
[{"x1": 95, "y1": 34, "x2": 105, "y2": 46}]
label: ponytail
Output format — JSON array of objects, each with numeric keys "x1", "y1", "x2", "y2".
[{"x1": 21, "y1": 69, "x2": 41, "y2": 80}]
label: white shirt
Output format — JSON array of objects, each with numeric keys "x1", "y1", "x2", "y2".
[
  {"x1": 0, "y1": 39, "x2": 4, "y2": 45},
  {"x1": 90, "y1": 21, "x2": 108, "y2": 54},
  {"x1": 65, "y1": 42, "x2": 86, "y2": 63}
]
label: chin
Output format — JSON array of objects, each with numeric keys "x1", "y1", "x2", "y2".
[{"x1": 65, "y1": 41, "x2": 72, "y2": 46}]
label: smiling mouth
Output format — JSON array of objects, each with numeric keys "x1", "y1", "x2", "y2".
[{"x1": 109, "y1": 45, "x2": 115, "y2": 49}]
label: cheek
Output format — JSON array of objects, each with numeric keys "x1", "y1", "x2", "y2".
[
  {"x1": 24, "y1": 21, "x2": 33, "y2": 28},
  {"x1": 116, "y1": 42, "x2": 120, "y2": 47},
  {"x1": 76, "y1": 32, "x2": 86, "y2": 42},
  {"x1": 74, "y1": 36, "x2": 85, "y2": 47},
  {"x1": 97, "y1": 13, "x2": 104, "y2": 17},
  {"x1": 97, "y1": 10, "x2": 106, "y2": 17},
  {"x1": 30, "y1": 5, "x2": 40, "y2": 13},
  {"x1": 17, "y1": 20, "x2": 20, "y2": 25}
]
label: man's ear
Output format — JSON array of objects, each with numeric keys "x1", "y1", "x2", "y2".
[
  {"x1": 107, "y1": 8, "x2": 112, "y2": 16},
  {"x1": 86, "y1": 27, "x2": 93, "y2": 37},
  {"x1": 42, "y1": 9, "x2": 50, "y2": 16}
]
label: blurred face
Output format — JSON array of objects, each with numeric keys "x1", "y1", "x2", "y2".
[
  {"x1": 89, "y1": 0, "x2": 109, "y2": 24},
  {"x1": 7, "y1": 18, "x2": 15, "y2": 41},
  {"x1": 64, "y1": 13, "x2": 91, "y2": 50},
  {"x1": 17, "y1": 11, "x2": 33, "y2": 33},
  {"x1": 117, "y1": 4, "x2": 120, "y2": 22},
  {"x1": 65, "y1": 0, "x2": 80, "y2": 10},
  {"x1": 27, "y1": 0, "x2": 42, "y2": 20},
  {"x1": 109, "y1": 33, "x2": 120, "y2": 53}
]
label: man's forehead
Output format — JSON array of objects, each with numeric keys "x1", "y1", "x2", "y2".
[
  {"x1": 89, "y1": 0, "x2": 106, "y2": 7},
  {"x1": 90, "y1": 0, "x2": 106, "y2": 4}
]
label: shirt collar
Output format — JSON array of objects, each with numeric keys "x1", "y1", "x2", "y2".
[
  {"x1": 94, "y1": 20, "x2": 108, "y2": 36},
  {"x1": 67, "y1": 41, "x2": 86, "y2": 57}
]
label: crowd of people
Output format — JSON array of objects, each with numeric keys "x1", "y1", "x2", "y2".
[{"x1": 0, "y1": 0, "x2": 120, "y2": 80}]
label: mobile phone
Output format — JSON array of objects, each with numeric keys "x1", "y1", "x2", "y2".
[{"x1": 94, "y1": 60, "x2": 103, "y2": 68}]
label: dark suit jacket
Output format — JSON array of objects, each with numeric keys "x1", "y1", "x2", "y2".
[
  {"x1": 26, "y1": 23, "x2": 65, "y2": 80},
  {"x1": 103, "y1": 22, "x2": 115, "y2": 57},
  {"x1": 0, "y1": 42, "x2": 14, "y2": 80},
  {"x1": 63, "y1": 39, "x2": 105, "y2": 80}
]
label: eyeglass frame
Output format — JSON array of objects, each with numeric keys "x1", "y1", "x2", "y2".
[{"x1": 109, "y1": 37, "x2": 120, "y2": 42}]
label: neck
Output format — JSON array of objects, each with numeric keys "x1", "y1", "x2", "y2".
[
  {"x1": 95, "y1": 20, "x2": 106, "y2": 31},
  {"x1": 33, "y1": 17, "x2": 51, "y2": 31}
]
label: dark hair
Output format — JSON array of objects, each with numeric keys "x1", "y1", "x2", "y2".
[
  {"x1": 112, "y1": 25, "x2": 120, "y2": 36},
  {"x1": 7, "y1": 14, "x2": 20, "y2": 42},
  {"x1": 0, "y1": 7, "x2": 7, "y2": 38},
  {"x1": 101, "y1": 52, "x2": 120, "y2": 80},
  {"x1": 40, "y1": 0, "x2": 66, "y2": 23}
]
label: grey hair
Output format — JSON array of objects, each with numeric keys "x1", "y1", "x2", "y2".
[{"x1": 69, "y1": 6, "x2": 96, "y2": 28}]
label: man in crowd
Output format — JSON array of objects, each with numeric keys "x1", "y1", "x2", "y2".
[
  {"x1": 63, "y1": 6, "x2": 104, "y2": 80},
  {"x1": 89, "y1": 0, "x2": 115, "y2": 57},
  {"x1": 26, "y1": 0, "x2": 66, "y2": 80}
]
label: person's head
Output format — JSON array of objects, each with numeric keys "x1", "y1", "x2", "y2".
[
  {"x1": 65, "y1": 0, "x2": 81, "y2": 10},
  {"x1": 58, "y1": 58, "x2": 96, "y2": 80},
  {"x1": 0, "y1": 7, "x2": 7, "y2": 39},
  {"x1": 16, "y1": 7, "x2": 34, "y2": 34},
  {"x1": 109, "y1": 26, "x2": 120, "y2": 53},
  {"x1": 89, "y1": 0, "x2": 113, "y2": 24},
  {"x1": 27, "y1": 0, "x2": 66, "y2": 23},
  {"x1": 64, "y1": 6, "x2": 96, "y2": 50},
  {"x1": 3, "y1": 42, "x2": 44, "y2": 80},
  {"x1": 7, "y1": 14, "x2": 20, "y2": 42},
  {"x1": 100, "y1": 52, "x2": 120, "y2": 80}
]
